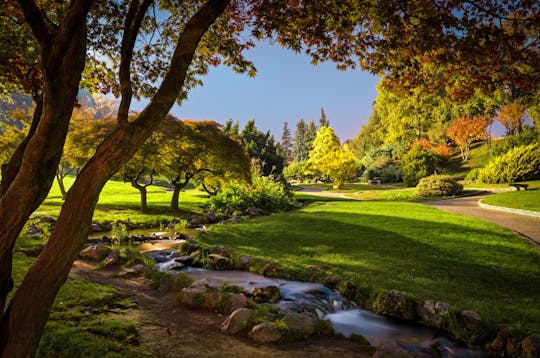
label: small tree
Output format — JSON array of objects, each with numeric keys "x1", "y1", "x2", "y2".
[
  {"x1": 280, "y1": 121, "x2": 292, "y2": 163},
  {"x1": 308, "y1": 126, "x2": 356, "y2": 189},
  {"x1": 401, "y1": 145, "x2": 440, "y2": 187},
  {"x1": 319, "y1": 107, "x2": 330, "y2": 127},
  {"x1": 446, "y1": 115, "x2": 488, "y2": 161}
]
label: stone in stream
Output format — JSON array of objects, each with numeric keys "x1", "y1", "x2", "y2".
[
  {"x1": 248, "y1": 323, "x2": 283, "y2": 343},
  {"x1": 283, "y1": 311, "x2": 318, "y2": 336},
  {"x1": 89, "y1": 222, "x2": 103, "y2": 232},
  {"x1": 259, "y1": 262, "x2": 283, "y2": 277},
  {"x1": 489, "y1": 329, "x2": 509, "y2": 353},
  {"x1": 175, "y1": 255, "x2": 194, "y2": 266},
  {"x1": 206, "y1": 253, "x2": 234, "y2": 270},
  {"x1": 221, "y1": 308, "x2": 253, "y2": 334},
  {"x1": 79, "y1": 243, "x2": 110, "y2": 261},
  {"x1": 250, "y1": 286, "x2": 280, "y2": 303},
  {"x1": 227, "y1": 293, "x2": 248, "y2": 313},
  {"x1": 415, "y1": 300, "x2": 450, "y2": 327},
  {"x1": 373, "y1": 291, "x2": 416, "y2": 320}
]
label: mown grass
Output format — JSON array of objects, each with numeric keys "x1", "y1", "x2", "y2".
[
  {"x1": 34, "y1": 176, "x2": 209, "y2": 223},
  {"x1": 464, "y1": 180, "x2": 540, "y2": 190},
  {"x1": 199, "y1": 198, "x2": 540, "y2": 336},
  {"x1": 481, "y1": 190, "x2": 540, "y2": 212}
]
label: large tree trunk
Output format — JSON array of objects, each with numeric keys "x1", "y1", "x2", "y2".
[
  {"x1": 0, "y1": 1, "x2": 89, "y2": 315},
  {"x1": 171, "y1": 184, "x2": 181, "y2": 210},
  {"x1": 0, "y1": 2, "x2": 229, "y2": 356},
  {"x1": 132, "y1": 182, "x2": 148, "y2": 213},
  {"x1": 56, "y1": 171, "x2": 68, "y2": 201}
]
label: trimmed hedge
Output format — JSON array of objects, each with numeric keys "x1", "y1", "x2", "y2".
[
  {"x1": 416, "y1": 174, "x2": 463, "y2": 197},
  {"x1": 477, "y1": 144, "x2": 540, "y2": 184}
]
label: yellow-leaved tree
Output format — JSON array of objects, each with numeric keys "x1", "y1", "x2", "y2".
[{"x1": 308, "y1": 126, "x2": 356, "y2": 189}]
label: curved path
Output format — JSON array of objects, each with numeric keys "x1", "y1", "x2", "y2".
[{"x1": 423, "y1": 193, "x2": 540, "y2": 248}]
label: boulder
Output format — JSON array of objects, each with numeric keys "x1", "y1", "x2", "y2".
[
  {"x1": 207, "y1": 254, "x2": 234, "y2": 270},
  {"x1": 248, "y1": 323, "x2": 283, "y2": 343},
  {"x1": 189, "y1": 250, "x2": 203, "y2": 267},
  {"x1": 373, "y1": 291, "x2": 416, "y2": 320},
  {"x1": 208, "y1": 245, "x2": 231, "y2": 257},
  {"x1": 522, "y1": 336, "x2": 539, "y2": 358},
  {"x1": 39, "y1": 216, "x2": 56, "y2": 225},
  {"x1": 251, "y1": 286, "x2": 280, "y2": 303},
  {"x1": 117, "y1": 264, "x2": 145, "y2": 278},
  {"x1": 89, "y1": 222, "x2": 103, "y2": 232},
  {"x1": 80, "y1": 243, "x2": 111, "y2": 261},
  {"x1": 489, "y1": 330, "x2": 509, "y2": 353},
  {"x1": 178, "y1": 283, "x2": 222, "y2": 311},
  {"x1": 416, "y1": 300, "x2": 450, "y2": 327},
  {"x1": 506, "y1": 337, "x2": 520, "y2": 356},
  {"x1": 158, "y1": 273, "x2": 175, "y2": 293},
  {"x1": 101, "y1": 250, "x2": 120, "y2": 267},
  {"x1": 206, "y1": 210, "x2": 217, "y2": 223},
  {"x1": 460, "y1": 310, "x2": 484, "y2": 335},
  {"x1": 259, "y1": 262, "x2": 283, "y2": 277},
  {"x1": 283, "y1": 311, "x2": 317, "y2": 336},
  {"x1": 233, "y1": 255, "x2": 252, "y2": 271},
  {"x1": 27, "y1": 223, "x2": 41, "y2": 239},
  {"x1": 323, "y1": 276, "x2": 341, "y2": 290},
  {"x1": 221, "y1": 308, "x2": 253, "y2": 334},
  {"x1": 227, "y1": 293, "x2": 248, "y2": 313},
  {"x1": 245, "y1": 207, "x2": 264, "y2": 217},
  {"x1": 175, "y1": 255, "x2": 194, "y2": 266}
]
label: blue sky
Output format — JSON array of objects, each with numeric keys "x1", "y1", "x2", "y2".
[{"x1": 168, "y1": 41, "x2": 380, "y2": 143}]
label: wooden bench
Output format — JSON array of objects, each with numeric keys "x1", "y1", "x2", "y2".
[{"x1": 509, "y1": 183, "x2": 528, "y2": 191}]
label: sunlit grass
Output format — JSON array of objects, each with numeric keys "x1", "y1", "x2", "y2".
[
  {"x1": 200, "y1": 199, "x2": 540, "y2": 335},
  {"x1": 481, "y1": 190, "x2": 540, "y2": 212}
]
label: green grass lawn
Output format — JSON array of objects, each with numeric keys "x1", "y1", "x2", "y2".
[
  {"x1": 35, "y1": 176, "x2": 209, "y2": 223},
  {"x1": 481, "y1": 190, "x2": 540, "y2": 212},
  {"x1": 199, "y1": 198, "x2": 540, "y2": 336}
]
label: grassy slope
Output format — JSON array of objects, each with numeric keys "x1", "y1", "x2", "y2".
[
  {"x1": 35, "y1": 176, "x2": 209, "y2": 222},
  {"x1": 200, "y1": 197, "x2": 540, "y2": 335},
  {"x1": 482, "y1": 190, "x2": 540, "y2": 212}
]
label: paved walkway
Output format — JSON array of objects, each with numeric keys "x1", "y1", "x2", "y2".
[{"x1": 424, "y1": 192, "x2": 540, "y2": 248}]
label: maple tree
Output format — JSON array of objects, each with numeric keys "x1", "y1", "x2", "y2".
[
  {"x1": 0, "y1": 1, "x2": 537, "y2": 356},
  {"x1": 446, "y1": 115, "x2": 489, "y2": 162},
  {"x1": 497, "y1": 99, "x2": 527, "y2": 136}
]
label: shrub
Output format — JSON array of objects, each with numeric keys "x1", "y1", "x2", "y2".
[
  {"x1": 401, "y1": 145, "x2": 441, "y2": 187},
  {"x1": 464, "y1": 168, "x2": 480, "y2": 183},
  {"x1": 210, "y1": 174, "x2": 295, "y2": 213},
  {"x1": 477, "y1": 143, "x2": 540, "y2": 183},
  {"x1": 362, "y1": 156, "x2": 402, "y2": 183},
  {"x1": 416, "y1": 174, "x2": 463, "y2": 197}
]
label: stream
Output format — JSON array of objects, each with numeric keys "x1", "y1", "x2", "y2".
[{"x1": 145, "y1": 247, "x2": 485, "y2": 356}]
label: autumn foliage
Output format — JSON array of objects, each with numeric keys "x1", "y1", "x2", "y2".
[{"x1": 446, "y1": 116, "x2": 488, "y2": 162}]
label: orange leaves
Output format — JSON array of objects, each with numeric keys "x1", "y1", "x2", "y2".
[{"x1": 446, "y1": 115, "x2": 488, "y2": 161}]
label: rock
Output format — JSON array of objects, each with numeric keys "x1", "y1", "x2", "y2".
[
  {"x1": 233, "y1": 255, "x2": 252, "y2": 270},
  {"x1": 283, "y1": 311, "x2": 317, "y2": 336},
  {"x1": 189, "y1": 250, "x2": 203, "y2": 267},
  {"x1": 373, "y1": 340, "x2": 409, "y2": 358},
  {"x1": 178, "y1": 283, "x2": 222, "y2": 311},
  {"x1": 245, "y1": 207, "x2": 264, "y2": 217},
  {"x1": 89, "y1": 222, "x2": 103, "y2": 232},
  {"x1": 221, "y1": 308, "x2": 253, "y2": 334},
  {"x1": 227, "y1": 293, "x2": 248, "y2": 313},
  {"x1": 190, "y1": 279, "x2": 210, "y2": 289},
  {"x1": 39, "y1": 216, "x2": 56, "y2": 225},
  {"x1": 230, "y1": 214, "x2": 242, "y2": 223},
  {"x1": 373, "y1": 291, "x2": 416, "y2": 320},
  {"x1": 79, "y1": 243, "x2": 111, "y2": 261},
  {"x1": 117, "y1": 264, "x2": 145, "y2": 278},
  {"x1": 251, "y1": 286, "x2": 280, "y2": 303},
  {"x1": 248, "y1": 323, "x2": 282, "y2": 343},
  {"x1": 522, "y1": 336, "x2": 539, "y2": 358},
  {"x1": 489, "y1": 330, "x2": 509, "y2": 352},
  {"x1": 506, "y1": 337, "x2": 519, "y2": 356},
  {"x1": 101, "y1": 250, "x2": 120, "y2": 267},
  {"x1": 460, "y1": 310, "x2": 483, "y2": 334},
  {"x1": 175, "y1": 255, "x2": 194, "y2": 266},
  {"x1": 208, "y1": 245, "x2": 231, "y2": 257},
  {"x1": 158, "y1": 274, "x2": 175, "y2": 293},
  {"x1": 206, "y1": 210, "x2": 217, "y2": 223},
  {"x1": 416, "y1": 300, "x2": 450, "y2": 327},
  {"x1": 323, "y1": 276, "x2": 341, "y2": 290},
  {"x1": 207, "y1": 253, "x2": 234, "y2": 270},
  {"x1": 27, "y1": 223, "x2": 42, "y2": 239},
  {"x1": 259, "y1": 262, "x2": 283, "y2": 277}
]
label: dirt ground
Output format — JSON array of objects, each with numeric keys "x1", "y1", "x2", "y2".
[{"x1": 70, "y1": 261, "x2": 371, "y2": 358}]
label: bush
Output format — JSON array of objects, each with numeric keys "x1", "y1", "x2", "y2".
[
  {"x1": 465, "y1": 168, "x2": 480, "y2": 183},
  {"x1": 362, "y1": 156, "x2": 402, "y2": 183},
  {"x1": 477, "y1": 144, "x2": 540, "y2": 183},
  {"x1": 210, "y1": 174, "x2": 295, "y2": 213},
  {"x1": 401, "y1": 145, "x2": 441, "y2": 187},
  {"x1": 416, "y1": 174, "x2": 463, "y2": 197}
]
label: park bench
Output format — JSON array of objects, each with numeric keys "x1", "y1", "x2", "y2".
[
  {"x1": 368, "y1": 178, "x2": 381, "y2": 185},
  {"x1": 509, "y1": 183, "x2": 528, "y2": 191}
]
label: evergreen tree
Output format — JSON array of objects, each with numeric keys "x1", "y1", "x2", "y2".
[
  {"x1": 280, "y1": 121, "x2": 292, "y2": 162},
  {"x1": 239, "y1": 119, "x2": 285, "y2": 176},
  {"x1": 306, "y1": 119, "x2": 318, "y2": 152},
  {"x1": 223, "y1": 118, "x2": 239, "y2": 136},
  {"x1": 291, "y1": 118, "x2": 308, "y2": 162},
  {"x1": 319, "y1": 107, "x2": 330, "y2": 127}
]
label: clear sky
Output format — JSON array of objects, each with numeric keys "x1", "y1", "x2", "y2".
[{"x1": 166, "y1": 41, "x2": 380, "y2": 143}]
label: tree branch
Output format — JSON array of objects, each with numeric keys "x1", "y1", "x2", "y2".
[
  {"x1": 17, "y1": 0, "x2": 51, "y2": 48},
  {"x1": 118, "y1": 0, "x2": 154, "y2": 126}
]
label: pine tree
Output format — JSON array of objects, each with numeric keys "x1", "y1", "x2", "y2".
[
  {"x1": 291, "y1": 118, "x2": 308, "y2": 162},
  {"x1": 280, "y1": 121, "x2": 292, "y2": 163},
  {"x1": 319, "y1": 107, "x2": 330, "y2": 127},
  {"x1": 306, "y1": 119, "x2": 318, "y2": 152}
]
